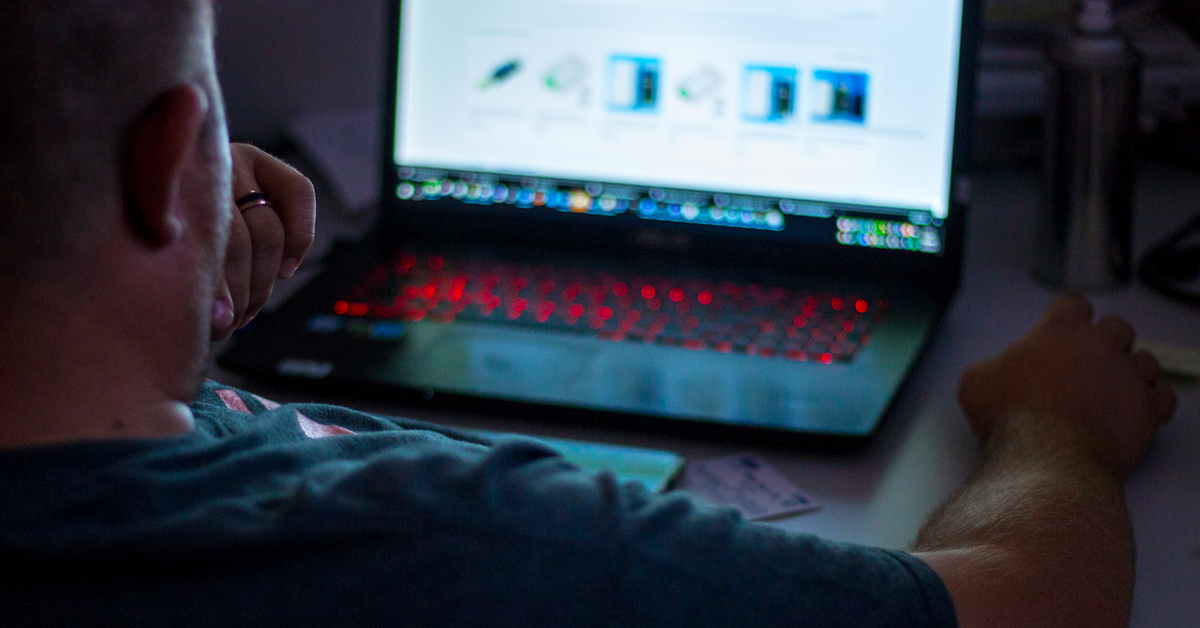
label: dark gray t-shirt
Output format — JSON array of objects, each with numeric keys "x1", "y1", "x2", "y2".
[{"x1": 0, "y1": 382, "x2": 956, "y2": 627}]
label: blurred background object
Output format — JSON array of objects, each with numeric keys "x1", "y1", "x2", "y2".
[
  {"x1": 214, "y1": 0, "x2": 387, "y2": 147},
  {"x1": 1164, "y1": 0, "x2": 1200, "y2": 39},
  {"x1": 1151, "y1": 0, "x2": 1200, "y2": 169},
  {"x1": 985, "y1": 0, "x2": 1163, "y2": 25},
  {"x1": 976, "y1": 0, "x2": 1200, "y2": 170},
  {"x1": 1034, "y1": 0, "x2": 1140, "y2": 291},
  {"x1": 1139, "y1": 212, "x2": 1200, "y2": 304},
  {"x1": 985, "y1": 0, "x2": 1079, "y2": 24}
]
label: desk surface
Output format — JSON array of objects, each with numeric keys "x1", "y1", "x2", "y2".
[{"x1": 215, "y1": 163, "x2": 1200, "y2": 627}]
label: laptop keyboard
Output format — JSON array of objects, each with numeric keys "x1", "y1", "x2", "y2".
[{"x1": 331, "y1": 252, "x2": 887, "y2": 364}]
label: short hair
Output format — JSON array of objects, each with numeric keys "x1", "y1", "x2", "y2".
[{"x1": 0, "y1": 0, "x2": 211, "y2": 279}]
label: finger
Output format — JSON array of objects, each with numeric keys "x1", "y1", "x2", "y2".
[
  {"x1": 211, "y1": 279, "x2": 235, "y2": 342},
  {"x1": 1041, "y1": 294, "x2": 1094, "y2": 328},
  {"x1": 1095, "y1": 315, "x2": 1136, "y2": 352},
  {"x1": 229, "y1": 143, "x2": 261, "y2": 200},
  {"x1": 247, "y1": 147, "x2": 315, "y2": 277},
  {"x1": 240, "y1": 203, "x2": 286, "y2": 321},
  {"x1": 223, "y1": 210, "x2": 253, "y2": 330},
  {"x1": 956, "y1": 359, "x2": 1000, "y2": 439},
  {"x1": 1131, "y1": 349, "x2": 1163, "y2": 383},
  {"x1": 1150, "y1": 380, "x2": 1177, "y2": 424}
]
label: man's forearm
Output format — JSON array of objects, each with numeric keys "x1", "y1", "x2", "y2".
[{"x1": 912, "y1": 413, "x2": 1134, "y2": 628}]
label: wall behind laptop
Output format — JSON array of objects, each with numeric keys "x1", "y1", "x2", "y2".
[{"x1": 215, "y1": 0, "x2": 387, "y2": 145}]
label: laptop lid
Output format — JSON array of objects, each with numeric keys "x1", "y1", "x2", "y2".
[
  {"x1": 380, "y1": 0, "x2": 977, "y2": 291},
  {"x1": 217, "y1": 0, "x2": 981, "y2": 442}
]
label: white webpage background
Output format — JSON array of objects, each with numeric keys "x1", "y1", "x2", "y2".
[{"x1": 397, "y1": 0, "x2": 963, "y2": 219}]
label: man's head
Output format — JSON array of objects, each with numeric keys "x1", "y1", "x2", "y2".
[
  {"x1": 0, "y1": 0, "x2": 234, "y2": 443},
  {"x1": 0, "y1": 0, "x2": 229, "y2": 281}
]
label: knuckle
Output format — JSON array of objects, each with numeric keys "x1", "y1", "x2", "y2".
[
  {"x1": 1150, "y1": 381, "x2": 1176, "y2": 417},
  {"x1": 1096, "y1": 313, "x2": 1127, "y2": 327},
  {"x1": 1047, "y1": 294, "x2": 1093, "y2": 327},
  {"x1": 228, "y1": 214, "x2": 251, "y2": 245},
  {"x1": 1096, "y1": 315, "x2": 1135, "y2": 343},
  {"x1": 1061, "y1": 293, "x2": 1090, "y2": 309},
  {"x1": 1137, "y1": 351, "x2": 1163, "y2": 375},
  {"x1": 1076, "y1": 296, "x2": 1094, "y2": 314}
]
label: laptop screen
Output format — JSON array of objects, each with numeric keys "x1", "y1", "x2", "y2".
[{"x1": 389, "y1": 0, "x2": 966, "y2": 256}]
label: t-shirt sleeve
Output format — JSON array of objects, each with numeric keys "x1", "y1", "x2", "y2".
[
  {"x1": 181, "y1": 382, "x2": 956, "y2": 627},
  {"x1": 590, "y1": 461, "x2": 959, "y2": 628},
  {"x1": 615, "y1": 496, "x2": 960, "y2": 627},
  {"x1": 266, "y1": 437, "x2": 959, "y2": 628}
]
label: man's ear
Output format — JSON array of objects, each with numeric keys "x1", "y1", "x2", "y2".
[{"x1": 123, "y1": 84, "x2": 209, "y2": 247}]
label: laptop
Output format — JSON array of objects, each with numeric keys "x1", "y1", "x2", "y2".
[{"x1": 220, "y1": 0, "x2": 981, "y2": 443}]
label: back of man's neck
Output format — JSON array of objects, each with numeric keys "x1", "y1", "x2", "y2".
[
  {"x1": 0, "y1": 398, "x2": 196, "y2": 451},
  {"x1": 0, "y1": 300, "x2": 197, "y2": 451}
]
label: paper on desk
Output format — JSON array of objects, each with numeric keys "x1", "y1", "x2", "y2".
[
  {"x1": 683, "y1": 453, "x2": 821, "y2": 521},
  {"x1": 477, "y1": 431, "x2": 686, "y2": 494}
]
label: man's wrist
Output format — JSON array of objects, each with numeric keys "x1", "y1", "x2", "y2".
[{"x1": 983, "y1": 410, "x2": 1125, "y2": 479}]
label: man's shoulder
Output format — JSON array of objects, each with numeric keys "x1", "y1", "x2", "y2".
[{"x1": 0, "y1": 383, "x2": 957, "y2": 627}]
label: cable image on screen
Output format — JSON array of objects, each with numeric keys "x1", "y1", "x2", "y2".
[
  {"x1": 544, "y1": 56, "x2": 588, "y2": 92},
  {"x1": 678, "y1": 66, "x2": 722, "y2": 102},
  {"x1": 479, "y1": 59, "x2": 523, "y2": 90}
]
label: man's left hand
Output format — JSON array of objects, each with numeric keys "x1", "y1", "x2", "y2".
[{"x1": 212, "y1": 143, "x2": 316, "y2": 341}]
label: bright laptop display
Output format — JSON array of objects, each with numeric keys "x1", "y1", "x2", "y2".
[{"x1": 391, "y1": 0, "x2": 966, "y2": 254}]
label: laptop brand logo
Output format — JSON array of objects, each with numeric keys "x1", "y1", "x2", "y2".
[
  {"x1": 277, "y1": 358, "x2": 334, "y2": 380},
  {"x1": 632, "y1": 229, "x2": 692, "y2": 252}
]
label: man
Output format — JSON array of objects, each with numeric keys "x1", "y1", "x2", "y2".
[{"x1": 0, "y1": 1, "x2": 1177, "y2": 626}]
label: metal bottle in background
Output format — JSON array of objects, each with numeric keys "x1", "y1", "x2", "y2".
[{"x1": 1035, "y1": 0, "x2": 1141, "y2": 290}]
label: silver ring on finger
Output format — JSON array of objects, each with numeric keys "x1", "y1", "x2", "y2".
[{"x1": 235, "y1": 191, "x2": 273, "y2": 214}]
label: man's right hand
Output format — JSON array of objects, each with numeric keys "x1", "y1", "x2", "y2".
[
  {"x1": 211, "y1": 144, "x2": 316, "y2": 342},
  {"x1": 914, "y1": 295, "x2": 1177, "y2": 628},
  {"x1": 956, "y1": 295, "x2": 1176, "y2": 475}
]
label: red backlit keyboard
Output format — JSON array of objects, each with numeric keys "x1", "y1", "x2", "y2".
[{"x1": 332, "y1": 252, "x2": 887, "y2": 364}]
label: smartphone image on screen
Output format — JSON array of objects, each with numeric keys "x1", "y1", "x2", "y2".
[
  {"x1": 608, "y1": 56, "x2": 660, "y2": 112},
  {"x1": 742, "y1": 66, "x2": 797, "y2": 123}
]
